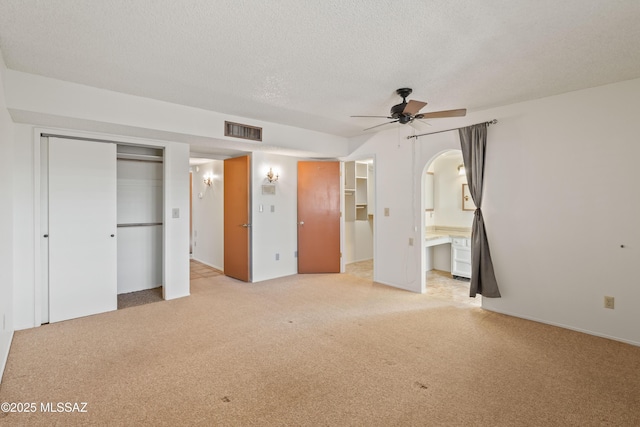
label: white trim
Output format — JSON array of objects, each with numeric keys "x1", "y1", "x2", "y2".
[
  {"x1": 483, "y1": 306, "x2": 640, "y2": 347},
  {"x1": 0, "y1": 330, "x2": 14, "y2": 384},
  {"x1": 32, "y1": 129, "x2": 41, "y2": 327},
  {"x1": 190, "y1": 258, "x2": 223, "y2": 272},
  {"x1": 340, "y1": 161, "x2": 345, "y2": 273},
  {"x1": 373, "y1": 279, "x2": 417, "y2": 293},
  {"x1": 346, "y1": 257, "x2": 373, "y2": 264}
]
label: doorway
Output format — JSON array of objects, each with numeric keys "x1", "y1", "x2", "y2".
[
  {"x1": 224, "y1": 155, "x2": 251, "y2": 281},
  {"x1": 297, "y1": 161, "x2": 341, "y2": 273},
  {"x1": 422, "y1": 150, "x2": 479, "y2": 306},
  {"x1": 343, "y1": 158, "x2": 374, "y2": 278},
  {"x1": 189, "y1": 159, "x2": 225, "y2": 272}
]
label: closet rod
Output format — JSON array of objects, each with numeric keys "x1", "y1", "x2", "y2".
[
  {"x1": 406, "y1": 119, "x2": 498, "y2": 139},
  {"x1": 117, "y1": 222, "x2": 163, "y2": 228},
  {"x1": 117, "y1": 154, "x2": 163, "y2": 163}
]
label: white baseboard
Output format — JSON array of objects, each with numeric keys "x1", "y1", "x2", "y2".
[
  {"x1": 372, "y1": 279, "x2": 420, "y2": 293},
  {"x1": 482, "y1": 306, "x2": 640, "y2": 347},
  {"x1": 346, "y1": 258, "x2": 373, "y2": 265},
  {"x1": 0, "y1": 330, "x2": 14, "y2": 384},
  {"x1": 191, "y1": 258, "x2": 223, "y2": 271}
]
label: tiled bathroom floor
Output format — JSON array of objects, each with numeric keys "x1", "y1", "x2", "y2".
[
  {"x1": 190, "y1": 259, "x2": 224, "y2": 279},
  {"x1": 345, "y1": 259, "x2": 480, "y2": 307}
]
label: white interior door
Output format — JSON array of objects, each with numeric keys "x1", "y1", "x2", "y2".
[{"x1": 48, "y1": 137, "x2": 117, "y2": 322}]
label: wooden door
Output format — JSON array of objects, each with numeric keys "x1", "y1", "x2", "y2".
[
  {"x1": 48, "y1": 137, "x2": 117, "y2": 322},
  {"x1": 224, "y1": 155, "x2": 251, "y2": 281},
  {"x1": 297, "y1": 161, "x2": 341, "y2": 273}
]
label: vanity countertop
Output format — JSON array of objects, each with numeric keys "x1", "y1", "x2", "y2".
[{"x1": 425, "y1": 227, "x2": 471, "y2": 241}]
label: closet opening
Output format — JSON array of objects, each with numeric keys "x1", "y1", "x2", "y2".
[
  {"x1": 344, "y1": 158, "x2": 375, "y2": 279},
  {"x1": 116, "y1": 145, "x2": 165, "y2": 309}
]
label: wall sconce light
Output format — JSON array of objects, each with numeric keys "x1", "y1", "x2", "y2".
[
  {"x1": 458, "y1": 164, "x2": 466, "y2": 176},
  {"x1": 266, "y1": 167, "x2": 279, "y2": 183},
  {"x1": 203, "y1": 173, "x2": 213, "y2": 186}
]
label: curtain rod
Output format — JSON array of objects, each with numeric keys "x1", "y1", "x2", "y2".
[{"x1": 406, "y1": 119, "x2": 498, "y2": 140}]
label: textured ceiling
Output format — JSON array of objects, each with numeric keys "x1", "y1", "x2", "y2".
[{"x1": 1, "y1": 0, "x2": 639, "y2": 138}]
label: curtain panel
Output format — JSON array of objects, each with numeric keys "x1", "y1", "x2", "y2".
[{"x1": 458, "y1": 123, "x2": 501, "y2": 298}]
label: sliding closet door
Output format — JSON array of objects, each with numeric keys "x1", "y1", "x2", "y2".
[{"x1": 48, "y1": 137, "x2": 117, "y2": 322}]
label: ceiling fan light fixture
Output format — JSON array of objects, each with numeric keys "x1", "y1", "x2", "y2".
[
  {"x1": 351, "y1": 87, "x2": 467, "y2": 131},
  {"x1": 399, "y1": 115, "x2": 412, "y2": 124}
]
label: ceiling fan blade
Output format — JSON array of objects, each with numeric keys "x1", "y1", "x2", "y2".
[
  {"x1": 409, "y1": 119, "x2": 434, "y2": 131},
  {"x1": 351, "y1": 115, "x2": 393, "y2": 118},
  {"x1": 363, "y1": 120, "x2": 399, "y2": 131},
  {"x1": 416, "y1": 108, "x2": 467, "y2": 119},
  {"x1": 403, "y1": 100, "x2": 427, "y2": 115}
]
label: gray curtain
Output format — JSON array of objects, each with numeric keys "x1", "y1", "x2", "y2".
[{"x1": 458, "y1": 123, "x2": 501, "y2": 298}]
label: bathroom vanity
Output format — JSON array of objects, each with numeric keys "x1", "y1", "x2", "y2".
[{"x1": 425, "y1": 227, "x2": 471, "y2": 279}]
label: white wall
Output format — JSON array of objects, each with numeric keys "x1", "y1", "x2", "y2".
[
  {"x1": 11, "y1": 125, "x2": 34, "y2": 330},
  {"x1": 431, "y1": 153, "x2": 474, "y2": 228},
  {"x1": 350, "y1": 78, "x2": 640, "y2": 346},
  {"x1": 251, "y1": 152, "x2": 300, "y2": 282},
  {"x1": 191, "y1": 160, "x2": 224, "y2": 270},
  {"x1": 0, "y1": 51, "x2": 15, "y2": 383},
  {"x1": 159, "y1": 142, "x2": 190, "y2": 300},
  {"x1": 5, "y1": 70, "x2": 348, "y2": 158},
  {"x1": 479, "y1": 78, "x2": 640, "y2": 345}
]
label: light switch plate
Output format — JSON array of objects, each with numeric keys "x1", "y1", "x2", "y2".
[{"x1": 172, "y1": 208, "x2": 180, "y2": 218}]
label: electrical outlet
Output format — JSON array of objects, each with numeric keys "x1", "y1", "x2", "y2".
[
  {"x1": 604, "y1": 296, "x2": 615, "y2": 309},
  {"x1": 271, "y1": 205, "x2": 275, "y2": 213},
  {"x1": 172, "y1": 208, "x2": 180, "y2": 218},
  {"x1": 409, "y1": 238, "x2": 414, "y2": 246},
  {"x1": 384, "y1": 207, "x2": 390, "y2": 216},
  {"x1": 294, "y1": 251, "x2": 298, "y2": 258},
  {"x1": 275, "y1": 253, "x2": 280, "y2": 261}
]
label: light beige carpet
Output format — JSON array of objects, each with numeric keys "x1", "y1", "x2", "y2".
[{"x1": 1, "y1": 271, "x2": 639, "y2": 426}]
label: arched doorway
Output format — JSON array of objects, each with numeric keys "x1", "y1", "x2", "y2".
[{"x1": 422, "y1": 150, "x2": 479, "y2": 306}]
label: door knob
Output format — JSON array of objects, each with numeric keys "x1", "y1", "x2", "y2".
[
  {"x1": 110, "y1": 234, "x2": 115, "y2": 237},
  {"x1": 43, "y1": 234, "x2": 49, "y2": 238},
  {"x1": 241, "y1": 223, "x2": 251, "y2": 228},
  {"x1": 298, "y1": 221, "x2": 304, "y2": 225}
]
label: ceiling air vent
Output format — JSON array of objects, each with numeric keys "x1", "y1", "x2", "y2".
[{"x1": 224, "y1": 121, "x2": 262, "y2": 142}]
